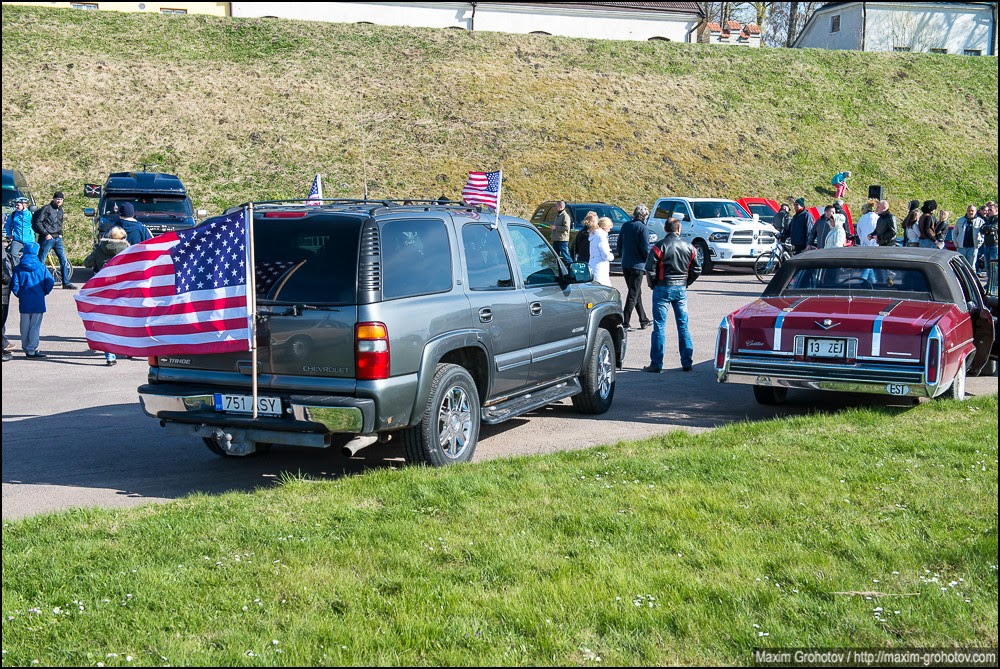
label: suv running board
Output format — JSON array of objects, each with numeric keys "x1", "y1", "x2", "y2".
[{"x1": 481, "y1": 379, "x2": 582, "y2": 425}]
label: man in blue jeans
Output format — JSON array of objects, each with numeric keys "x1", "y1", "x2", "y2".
[
  {"x1": 32, "y1": 191, "x2": 77, "y2": 289},
  {"x1": 642, "y1": 217, "x2": 701, "y2": 373},
  {"x1": 550, "y1": 200, "x2": 572, "y2": 266}
]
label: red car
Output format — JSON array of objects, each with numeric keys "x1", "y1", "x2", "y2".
[
  {"x1": 736, "y1": 197, "x2": 781, "y2": 226},
  {"x1": 737, "y1": 198, "x2": 856, "y2": 246},
  {"x1": 715, "y1": 247, "x2": 996, "y2": 405}
]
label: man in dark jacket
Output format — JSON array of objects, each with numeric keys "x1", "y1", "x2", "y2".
[
  {"x1": 116, "y1": 203, "x2": 153, "y2": 246},
  {"x1": 616, "y1": 204, "x2": 652, "y2": 331},
  {"x1": 642, "y1": 217, "x2": 701, "y2": 373},
  {"x1": 871, "y1": 200, "x2": 898, "y2": 247},
  {"x1": 771, "y1": 203, "x2": 791, "y2": 236},
  {"x1": 32, "y1": 191, "x2": 76, "y2": 289},
  {"x1": 779, "y1": 198, "x2": 813, "y2": 254},
  {"x1": 808, "y1": 205, "x2": 836, "y2": 249}
]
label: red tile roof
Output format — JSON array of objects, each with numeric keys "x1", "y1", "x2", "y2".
[
  {"x1": 743, "y1": 22, "x2": 761, "y2": 35},
  {"x1": 725, "y1": 19, "x2": 742, "y2": 30}
]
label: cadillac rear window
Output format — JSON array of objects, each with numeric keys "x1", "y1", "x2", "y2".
[
  {"x1": 785, "y1": 267, "x2": 930, "y2": 295},
  {"x1": 254, "y1": 218, "x2": 360, "y2": 305}
]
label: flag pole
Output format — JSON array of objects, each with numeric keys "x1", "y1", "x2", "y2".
[
  {"x1": 495, "y1": 169, "x2": 502, "y2": 229},
  {"x1": 247, "y1": 203, "x2": 259, "y2": 419}
]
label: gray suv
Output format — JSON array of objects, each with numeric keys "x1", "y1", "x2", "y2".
[{"x1": 138, "y1": 201, "x2": 626, "y2": 466}]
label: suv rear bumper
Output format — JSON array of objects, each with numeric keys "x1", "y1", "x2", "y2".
[{"x1": 138, "y1": 384, "x2": 375, "y2": 434}]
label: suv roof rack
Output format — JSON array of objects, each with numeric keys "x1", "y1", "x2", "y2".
[{"x1": 224, "y1": 199, "x2": 495, "y2": 216}]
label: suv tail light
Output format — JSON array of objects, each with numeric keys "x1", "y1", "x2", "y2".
[
  {"x1": 356, "y1": 322, "x2": 390, "y2": 380},
  {"x1": 925, "y1": 328, "x2": 943, "y2": 385},
  {"x1": 147, "y1": 356, "x2": 158, "y2": 368},
  {"x1": 715, "y1": 316, "x2": 731, "y2": 371}
]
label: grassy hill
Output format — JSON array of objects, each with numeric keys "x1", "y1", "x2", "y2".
[{"x1": 2, "y1": 5, "x2": 998, "y2": 259}]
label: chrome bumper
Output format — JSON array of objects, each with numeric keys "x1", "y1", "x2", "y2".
[
  {"x1": 717, "y1": 357, "x2": 941, "y2": 398},
  {"x1": 137, "y1": 386, "x2": 373, "y2": 434}
]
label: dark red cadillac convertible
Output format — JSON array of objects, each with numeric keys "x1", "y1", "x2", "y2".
[{"x1": 715, "y1": 248, "x2": 997, "y2": 404}]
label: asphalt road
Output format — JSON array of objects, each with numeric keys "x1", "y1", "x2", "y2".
[{"x1": 3, "y1": 266, "x2": 995, "y2": 520}]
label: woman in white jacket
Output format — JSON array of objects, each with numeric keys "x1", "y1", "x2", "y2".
[
  {"x1": 589, "y1": 216, "x2": 615, "y2": 286},
  {"x1": 825, "y1": 213, "x2": 847, "y2": 249}
]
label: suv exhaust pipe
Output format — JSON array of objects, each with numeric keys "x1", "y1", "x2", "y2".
[{"x1": 342, "y1": 435, "x2": 379, "y2": 458}]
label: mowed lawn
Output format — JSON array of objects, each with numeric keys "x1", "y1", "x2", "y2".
[{"x1": 2, "y1": 395, "x2": 996, "y2": 666}]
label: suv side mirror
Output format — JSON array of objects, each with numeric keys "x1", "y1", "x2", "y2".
[
  {"x1": 674, "y1": 212, "x2": 685, "y2": 221},
  {"x1": 83, "y1": 207, "x2": 96, "y2": 217},
  {"x1": 566, "y1": 262, "x2": 593, "y2": 284},
  {"x1": 196, "y1": 209, "x2": 208, "y2": 218}
]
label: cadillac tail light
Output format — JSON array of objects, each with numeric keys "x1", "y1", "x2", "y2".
[
  {"x1": 715, "y1": 316, "x2": 732, "y2": 371},
  {"x1": 925, "y1": 327, "x2": 943, "y2": 385},
  {"x1": 356, "y1": 322, "x2": 390, "y2": 380}
]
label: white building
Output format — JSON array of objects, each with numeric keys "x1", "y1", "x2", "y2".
[
  {"x1": 699, "y1": 19, "x2": 762, "y2": 47},
  {"x1": 230, "y1": 2, "x2": 704, "y2": 42},
  {"x1": 793, "y1": 1, "x2": 998, "y2": 56}
]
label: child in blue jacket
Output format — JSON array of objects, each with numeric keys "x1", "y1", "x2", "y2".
[{"x1": 10, "y1": 241, "x2": 54, "y2": 358}]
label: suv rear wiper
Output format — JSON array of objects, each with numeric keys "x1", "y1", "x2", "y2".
[{"x1": 256, "y1": 302, "x2": 342, "y2": 315}]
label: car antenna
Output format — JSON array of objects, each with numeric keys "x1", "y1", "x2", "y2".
[
  {"x1": 359, "y1": 88, "x2": 369, "y2": 201},
  {"x1": 137, "y1": 162, "x2": 157, "y2": 174}
]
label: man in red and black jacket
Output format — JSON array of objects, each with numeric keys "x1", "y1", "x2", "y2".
[{"x1": 642, "y1": 217, "x2": 701, "y2": 373}]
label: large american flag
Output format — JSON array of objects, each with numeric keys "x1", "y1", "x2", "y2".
[
  {"x1": 306, "y1": 173, "x2": 322, "y2": 205},
  {"x1": 74, "y1": 211, "x2": 253, "y2": 357},
  {"x1": 461, "y1": 170, "x2": 502, "y2": 209}
]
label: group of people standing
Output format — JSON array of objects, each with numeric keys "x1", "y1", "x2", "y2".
[
  {"x1": 549, "y1": 200, "x2": 701, "y2": 374},
  {"x1": 2, "y1": 192, "x2": 153, "y2": 364},
  {"x1": 774, "y1": 189, "x2": 998, "y2": 286}
]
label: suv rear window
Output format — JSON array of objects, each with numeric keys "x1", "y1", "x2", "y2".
[
  {"x1": 255, "y1": 217, "x2": 361, "y2": 305},
  {"x1": 381, "y1": 218, "x2": 453, "y2": 299}
]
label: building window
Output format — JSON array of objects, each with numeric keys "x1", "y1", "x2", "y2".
[
  {"x1": 930, "y1": 48, "x2": 947, "y2": 54},
  {"x1": 648, "y1": 36, "x2": 670, "y2": 42},
  {"x1": 71, "y1": 3, "x2": 99, "y2": 9},
  {"x1": 893, "y1": 46, "x2": 911, "y2": 52},
  {"x1": 160, "y1": 8, "x2": 187, "y2": 14},
  {"x1": 964, "y1": 49, "x2": 982, "y2": 56},
  {"x1": 830, "y1": 15, "x2": 840, "y2": 33}
]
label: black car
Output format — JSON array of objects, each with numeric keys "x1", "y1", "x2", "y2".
[{"x1": 530, "y1": 201, "x2": 654, "y2": 273}]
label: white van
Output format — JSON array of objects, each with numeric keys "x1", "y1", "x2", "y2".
[{"x1": 648, "y1": 197, "x2": 777, "y2": 271}]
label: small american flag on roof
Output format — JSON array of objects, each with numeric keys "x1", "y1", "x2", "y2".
[
  {"x1": 461, "y1": 170, "x2": 502, "y2": 209},
  {"x1": 306, "y1": 174, "x2": 322, "y2": 205}
]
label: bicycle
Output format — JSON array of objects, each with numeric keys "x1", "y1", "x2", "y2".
[{"x1": 753, "y1": 240, "x2": 793, "y2": 283}]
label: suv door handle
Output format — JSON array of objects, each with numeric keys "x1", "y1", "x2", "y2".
[
  {"x1": 529, "y1": 302, "x2": 543, "y2": 316},
  {"x1": 479, "y1": 307, "x2": 493, "y2": 323}
]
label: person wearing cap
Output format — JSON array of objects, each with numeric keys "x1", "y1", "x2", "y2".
[
  {"x1": 116, "y1": 202, "x2": 152, "y2": 246},
  {"x1": 779, "y1": 197, "x2": 814, "y2": 255},
  {"x1": 831, "y1": 171, "x2": 851, "y2": 200},
  {"x1": 3, "y1": 195, "x2": 34, "y2": 264},
  {"x1": 32, "y1": 191, "x2": 76, "y2": 289},
  {"x1": 10, "y1": 240, "x2": 54, "y2": 359}
]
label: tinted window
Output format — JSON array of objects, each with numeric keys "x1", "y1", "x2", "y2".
[
  {"x1": 785, "y1": 266, "x2": 930, "y2": 295},
  {"x1": 2, "y1": 187, "x2": 19, "y2": 208},
  {"x1": 103, "y1": 196, "x2": 192, "y2": 217},
  {"x1": 508, "y1": 224, "x2": 561, "y2": 286},
  {"x1": 747, "y1": 204, "x2": 775, "y2": 223},
  {"x1": 570, "y1": 205, "x2": 631, "y2": 226},
  {"x1": 463, "y1": 224, "x2": 514, "y2": 290},
  {"x1": 530, "y1": 205, "x2": 551, "y2": 224},
  {"x1": 653, "y1": 201, "x2": 675, "y2": 220},
  {"x1": 691, "y1": 201, "x2": 750, "y2": 219},
  {"x1": 382, "y1": 218, "x2": 453, "y2": 299},
  {"x1": 255, "y1": 217, "x2": 361, "y2": 305}
]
